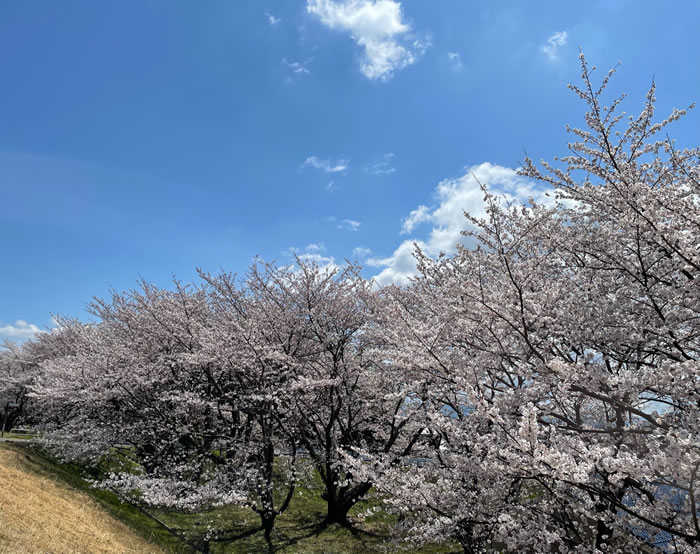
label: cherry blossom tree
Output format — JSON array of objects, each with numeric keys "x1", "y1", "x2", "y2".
[
  {"x1": 0, "y1": 341, "x2": 35, "y2": 434},
  {"x1": 0, "y1": 325, "x2": 78, "y2": 434},
  {"x1": 31, "y1": 279, "x2": 301, "y2": 550},
  {"x1": 359, "y1": 56, "x2": 700, "y2": 552},
  {"x1": 202, "y1": 260, "x2": 424, "y2": 527}
]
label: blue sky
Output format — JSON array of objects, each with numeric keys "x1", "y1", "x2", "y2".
[{"x1": 2, "y1": 0, "x2": 699, "y2": 341}]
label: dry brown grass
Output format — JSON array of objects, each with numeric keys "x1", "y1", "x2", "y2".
[{"x1": 0, "y1": 445, "x2": 163, "y2": 554}]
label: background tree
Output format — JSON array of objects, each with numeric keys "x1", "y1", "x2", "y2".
[{"x1": 0, "y1": 341, "x2": 35, "y2": 434}]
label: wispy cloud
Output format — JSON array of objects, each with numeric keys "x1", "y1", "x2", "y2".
[
  {"x1": 305, "y1": 242, "x2": 326, "y2": 253},
  {"x1": 0, "y1": 319, "x2": 42, "y2": 340},
  {"x1": 302, "y1": 156, "x2": 349, "y2": 173},
  {"x1": 283, "y1": 57, "x2": 313, "y2": 78},
  {"x1": 266, "y1": 10, "x2": 282, "y2": 27},
  {"x1": 447, "y1": 51, "x2": 463, "y2": 71},
  {"x1": 542, "y1": 31, "x2": 568, "y2": 61},
  {"x1": 340, "y1": 218, "x2": 361, "y2": 231},
  {"x1": 287, "y1": 243, "x2": 338, "y2": 271},
  {"x1": 306, "y1": 0, "x2": 428, "y2": 81},
  {"x1": 325, "y1": 216, "x2": 362, "y2": 231},
  {"x1": 364, "y1": 152, "x2": 396, "y2": 175},
  {"x1": 352, "y1": 246, "x2": 372, "y2": 258}
]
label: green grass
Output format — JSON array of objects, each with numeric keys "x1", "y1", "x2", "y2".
[
  {"x1": 5, "y1": 443, "x2": 458, "y2": 553},
  {"x1": 0, "y1": 431, "x2": 37, "y2": 440}
]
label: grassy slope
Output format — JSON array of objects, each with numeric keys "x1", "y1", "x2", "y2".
[
  {"x1": 0, "y1": 432, "x2": 38, "y2": 440},
  {"x1": 0, "y1": 443, "x2": 164, "y2": 554},
  {"x1": 0, "y1": 442, "x2": 457, "y2": 553}
]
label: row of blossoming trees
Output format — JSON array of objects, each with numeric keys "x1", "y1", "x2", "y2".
[{"x1": 3, "y1": 58, "x2": 699, "y2": 553}]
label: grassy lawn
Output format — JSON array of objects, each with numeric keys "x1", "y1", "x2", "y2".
[
  {"x1": 1, "y1": 443, "x2": 457, "y2": 553},
  {"x1": 0, "y1": 431, "x2": 38, "y2": 440},
  {"x1": 149, "y1": 477, "x2": 456, "y2": 553}
]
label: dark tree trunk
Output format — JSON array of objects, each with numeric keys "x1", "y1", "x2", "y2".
[
  {"x1": 261, "y1": 512, "x2": 275, "y2": 552},
  {"x1": 1, "y1": 403, "x2": 24, "y2": 434},
  {"x1": 325, "y1": 497, "x2": 352, "y2": 526},
  {"x1": 322, "y1": 479, "x2": 373, "y2": 526}
]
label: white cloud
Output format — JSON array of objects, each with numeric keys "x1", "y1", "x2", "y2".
[
  {"x1": 306, "y1": 0, "x2": 427, "y2": 81},
  {"x1": 365, "y1": 152, "x2": 396, "y2": 175},
  {"x1": 303, "y1": 156, "x2": 349, "y2": 173},
  {"x1": 266, "y1": 10, "x2": 282, "y2": 26},
  {"x1": 400, "y1": 204, "x2": 431, "y2": 234},
  {"x1": 0, "y1": 319, "x2": 42, "y2": 340},
  {"x1": 368, "y1": 239, "x2": 428, "y2": 286},
  {"x1": 447, "y1": 51, "x2": 463, "y2": 71},
  {"x1": 371, "y1": 162, "x2": 549, "y2": 285},
  {"x1": 542, "y1": 31, "x2": 568, "y2": 61}
]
